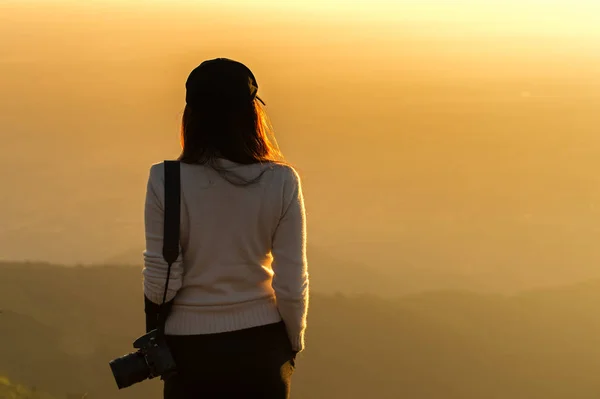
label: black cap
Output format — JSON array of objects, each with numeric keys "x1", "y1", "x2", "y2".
[{"x1": 185, "y1": 58, "x2": 264, "y2": 106}]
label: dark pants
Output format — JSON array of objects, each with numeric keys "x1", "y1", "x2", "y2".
[{"x1": 163, "y1": 322, "x2": 296, "y2": 399}]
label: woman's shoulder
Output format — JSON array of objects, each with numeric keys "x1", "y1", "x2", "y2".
[
  {"x1": 147, "y1": 160, "x2": 185, "y2": 187},
  {"x1": 264, "y1": 161, "x2": 301, "y2": 181},
  {"x1": 147, "y1": 161, "x2": 167, "y2": 182}
]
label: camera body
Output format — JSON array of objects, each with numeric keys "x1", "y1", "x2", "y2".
[{"x1": 109, "y1": 329, "x2": 177, "y2": 389}]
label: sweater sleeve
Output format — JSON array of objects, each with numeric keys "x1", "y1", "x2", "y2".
[
  {"x1": 142, "y1": 163, "x2": 184, "y2": 305},
  {"x1": 271, "y1": 167, "x2": 309, "y2": 352}
]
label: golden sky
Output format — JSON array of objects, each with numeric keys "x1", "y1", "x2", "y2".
[
  {"x1": 10, "y1": 0, "x2": 600, "y2": 36},
  {"x1": 1, "y1": 0, "x2": 600, "y2": 291}
]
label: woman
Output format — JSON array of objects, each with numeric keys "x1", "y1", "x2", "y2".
[{"x1": 142, "y1": 58, "x2": 309, "y2": 398}]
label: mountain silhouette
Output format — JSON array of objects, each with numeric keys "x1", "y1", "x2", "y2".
[
  {"x1": 3, "y1": 262, "x2": 600, "y2": 398},
  {"x1": 102, "y1": 245, "x2": 483, "y2": 297}
]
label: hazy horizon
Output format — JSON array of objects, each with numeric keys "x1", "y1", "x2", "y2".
[{"x1": 2, "y1": 0, "x2": 600, "y2": 293}]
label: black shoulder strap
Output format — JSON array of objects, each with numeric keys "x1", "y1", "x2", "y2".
[
  {"x1": 162, "y1": 160, "x2": 181, "y2": 268},
  {"x1": 157, "y1": 160, "x2": 181, "y2": 335}
]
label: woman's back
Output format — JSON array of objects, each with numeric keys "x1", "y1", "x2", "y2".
[
  {"x1": 144, "y1": 159, "x2": 307, "y2": 339},
  {"x1": 178, "y1": 160, "x2": 290, "y2": 305}
]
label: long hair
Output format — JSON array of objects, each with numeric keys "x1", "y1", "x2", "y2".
[{"x1": 178, "y1": 98, "x2": 283, "y2": 184}]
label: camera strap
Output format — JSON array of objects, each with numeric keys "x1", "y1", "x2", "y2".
[{"x1": 157, "y1": 160, "x2": 181, "y2": 336}]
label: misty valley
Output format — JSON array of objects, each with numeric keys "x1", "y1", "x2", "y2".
[{"x1": 2, "y1": 261, "x2": 600, "y2": 399}]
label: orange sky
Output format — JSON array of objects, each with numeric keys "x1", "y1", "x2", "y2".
[{"x1": 1, "y1": 0, "x2": 600, "y2": 292}]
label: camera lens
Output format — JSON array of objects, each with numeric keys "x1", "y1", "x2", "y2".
[{"x1": 109, "y1": 351, "x2": 150, "y2": 389}]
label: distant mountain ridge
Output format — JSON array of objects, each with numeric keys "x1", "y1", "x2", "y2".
[
  {"x1": 3, "y1": 262, "x2": 600, "y2": 398},
  {"x1": 101, "y1": 245, "x2": 488, "y2": 297}
]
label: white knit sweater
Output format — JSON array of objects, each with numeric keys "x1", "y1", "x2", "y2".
[{"x1": 142, "y1": 159, "x2": 309, "y2": 351}]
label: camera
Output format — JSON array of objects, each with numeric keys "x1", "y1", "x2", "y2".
[{"x1": 109, "y1": 329, "x2": 177, "y2": 389}]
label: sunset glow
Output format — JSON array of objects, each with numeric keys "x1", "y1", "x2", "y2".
[{"x1": 3, "y1": 0, "x2": 600, "y2": 397}]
